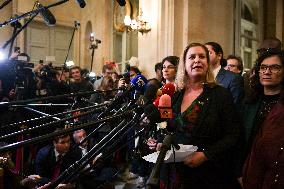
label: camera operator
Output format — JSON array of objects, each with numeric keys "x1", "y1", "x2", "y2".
[
  {"x1": 69, "y1": 66, "x2": 94, "y2": 93},
  {"x1": 0, "y1": 52, "x2": 36, "y2": 101},
  {"x1": 35, "y1": 63, "x2": 70, "y2": 97}
]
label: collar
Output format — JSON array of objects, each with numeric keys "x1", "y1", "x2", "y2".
[
  {"x1": 212, "y1": 65, "x2": 222, "y2": 79},
  {"x1": 54, "y1": 149, "x2": 65, "y2": 161}
]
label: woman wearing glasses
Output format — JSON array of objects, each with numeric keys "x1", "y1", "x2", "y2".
[{"x1": 241, "y1": 49, "x2": 284, "y2": 189}]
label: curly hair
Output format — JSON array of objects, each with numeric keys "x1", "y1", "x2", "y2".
[
  {"x1": 176, "y1": 43, "x2": 215, "y2": 90},
  {"x1": 247, "y1": 49, "x2": 284, "y2": 103}
]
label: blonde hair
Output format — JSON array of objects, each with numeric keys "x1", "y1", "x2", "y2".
[{"x1": 176, "y1": 43, "x2": 215, "y2": 90}]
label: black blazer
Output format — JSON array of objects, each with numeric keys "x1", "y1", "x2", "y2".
[
  {"x1": 172, "y1": 84, "x2": 242, "y2": 172},
  {"x1": 35, "y1": 145, "x2": 82, "y2": 185},
  {"x1": 216, "y1": 67, "x2": 244, "y2": 104}
]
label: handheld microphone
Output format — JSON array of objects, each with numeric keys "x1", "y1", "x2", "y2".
[
  {"x1": 76, "y1": 0, "x2": 86, "y2": 8},
  {"x1": 144, "y1": 83, "x2": 160, "y2": 102},
  {"x1": 158, "y1": 94, "x2": 173, "y2": 119},
  {"x1": 162, "y1": 83, "x2": 175, "y2": 97},
  {"x1": 130, "y1": 74, "x2": 148, "y2": 98},
  {"x1": 35, "y1": 2, "x2": 56, "y2": 26}
]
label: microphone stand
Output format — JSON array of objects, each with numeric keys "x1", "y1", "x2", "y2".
[
  {"x1": 1, "y1": 102, "x2": 109, "y2": 131},
  {"x1": 59, "y1": 20, "x2": 80, "y2": 80},
  {"x1": 2, "y1": 13, "x2": 37, "y2": 49},
  {"x1": 146, "y1": 134, "x2": 176, "y2": 189},
  {"x1": 0, "y1": 89, "x2": 118, "y2": 107},
  {"x1": 64, "y1": 21, "x2": 79, "y2": 65},
  {"x1": 1, "y1": 0, "x2": 70, "y2": 49},
  {"x1": 0, "y1": 110, "x2": 133, "y2": 153},
  {"x1": 47, "y1": 112, "x2": 141, "y2": 189},
  {"x1": 0, "y1": 104, "x2": 106, "y2": 140},
  {"x1": 8, "y1": 21, "x2": 22, "y2": 58},
  {"x1": 23, "y1": 107, "x2": 61, "y2": 120},
  {"x1": 89, "y1": 37, "x2": 101, "y2": 72},
  {"x1": 70, "y1": 102, "x2": 130, "y2": 152},
  {"x1": 0, "y1": 0, "x2": 12, "y2": 10}
]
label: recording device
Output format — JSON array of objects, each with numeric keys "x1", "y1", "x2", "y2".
[
  {"x1": 35, "y1": 1, "x2": 56, "y2": 26},
  {"x1": 0, "y1": 58, "x2": 35, "y2": 99},
  {"x1": 38, "y1": 63, "x2": 57, "y2": 83},
  {"x1": 74, "y1": 20, "x2": 80, "y2": 28},
  {"x1": 90, "y1": 33, "x2": 102, "y2": 49}
]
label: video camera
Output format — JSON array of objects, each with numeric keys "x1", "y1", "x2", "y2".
[{"x1": 38, "y1": 63, "x2": 58, "y2": 83}]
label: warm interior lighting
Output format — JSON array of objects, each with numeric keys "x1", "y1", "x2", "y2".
[
  {"x1": 66, "y1": 60, "x2": 75, "y2": 67},
  {"x1": 123, "y1": 8, "x2": 151, "y2": 35}
]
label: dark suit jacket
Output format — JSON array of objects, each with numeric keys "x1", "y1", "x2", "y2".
[
  {"x1": 35, "y1": 145, "x2": 82, "y2": 185},
  {"x1": 171, "y1": 84, "x2": 242, "y2": 187},
  {"x1": 216, "y1": 67, "x2": 244, "y2": 104}
]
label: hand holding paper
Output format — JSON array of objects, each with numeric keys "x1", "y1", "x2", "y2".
[{"x1": 142, "y1": 144, "x2": 198, "y2": 163}]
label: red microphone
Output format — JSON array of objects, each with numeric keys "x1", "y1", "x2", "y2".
[
  {"x1": 162, "y1": 83, "x2": 175, "y2": 97},
  {"x1": 158, "y1": 94, "x2": 173, "y2": 119}
]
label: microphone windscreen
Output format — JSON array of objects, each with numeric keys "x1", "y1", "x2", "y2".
[
  {"x1": 130, "y1": 74, "x2": 148, "y2": 94},
  {"x1": 153, "y1": 96, "x2": 160, "y2": 107},
  {"x1": 76, "y1": 0, "x2": 86, "y2": 8},
  {"x1": 36, "y1": 2, "x2": 56, "y2": 26},
  {"x1": 162, "y1": 83, "x2": 175, "y2": 97},
  {"x1": 144, "y1": 83, "x2": 159, "y2": 102},
  {"x1": 144, "y1": 104, "x2": 161, "y2": 123},
  {"x1": 158, "y1": 94, "x2": 171, "y2": 107}
]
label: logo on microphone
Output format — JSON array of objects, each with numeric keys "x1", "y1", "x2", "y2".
[{"x1": 136, "y1": 76, "x2": 146, "y2": 88}]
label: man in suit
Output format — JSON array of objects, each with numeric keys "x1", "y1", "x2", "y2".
[
  {"x1": 225, "y1": 55, "x2": 244, "y2": 75},
  {"x1": 93, "y1": 64, "x2": 114, "y2": 90},
  {"x1": 205, "y1": 42, "x2": 244, "y2": 104},
  {"x1": 34, "y1": 129, "x2": 82, "y2": 186}
]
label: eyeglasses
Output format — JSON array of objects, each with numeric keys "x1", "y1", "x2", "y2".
[{"x1": 259, "y1": 64, "x2": 282, "y2": 74}]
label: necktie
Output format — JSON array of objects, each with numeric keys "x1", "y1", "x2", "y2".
[{"x1": 52, "y1": 154, "x2": 62, "y2": 180}]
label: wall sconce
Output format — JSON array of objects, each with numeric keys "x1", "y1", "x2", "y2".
[{"x1": 124, "y1": 8, "x2": 151, "y2": 35}]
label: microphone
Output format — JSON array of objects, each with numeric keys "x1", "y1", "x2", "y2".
[
  {"x1": 143, "y1": 103, "x2": 161, "y2": 123},
  {"x1": 10, "y1": 16, "x2": 22, "y2": 28},
  {"x1": 76, "y1": 0, "x2": 86, "y2": 8},
  {"x1": 116, "y1": 0, "x2": 126, "y2": 6},
  {"x1": 130, "y1": 74, "x2": 148, "y2": 98},
  {"x1": 144, "y1": 83, "x2": 160, "y2": 102},
  {"x1": 158, "y1": 94, "x2": 173, "y2": 119},
  {"x1": 162, "y1": 83, "x2": 175, "y2": 97},
  {"x1": 35, "y1": 2, "x2": 56, "y2": 26}
]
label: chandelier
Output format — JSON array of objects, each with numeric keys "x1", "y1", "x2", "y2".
[{"x1": 124, "y1": 9, "x2": 151, "y2": 35}]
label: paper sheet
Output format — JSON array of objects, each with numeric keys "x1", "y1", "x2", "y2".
[{"x1": 142, "y1": 145, "x2": 198, "y2": 163}]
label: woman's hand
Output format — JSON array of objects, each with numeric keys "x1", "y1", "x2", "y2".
[
  {"x1": 147, "y1": 138, "x2": 157, "y2": 150},
  {"x1": 183, "y1": 152, "x2": 208, "y2": 168}
]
